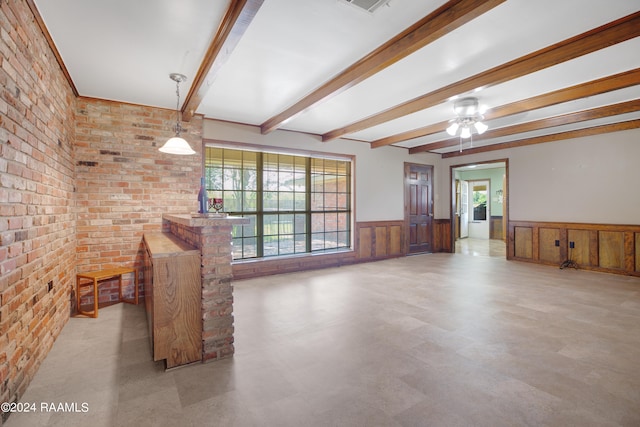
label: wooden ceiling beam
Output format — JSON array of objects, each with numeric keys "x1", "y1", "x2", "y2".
[
  {"x1": 441, "y1": 119, "x2": 640, "y2": 158},
  {"x1": 258, "y1": 0, "x2": 506, "y2": 135},
  {"x1": 181, "y1": 0, "x2": 264, "y2": 121},
  {"x1": 371, "y1": 121, "x2": 448, "y2": 149},
  {"x1": 410, "y1": 100, "x2": 640, "y2": 154},
  {"x1": 372, "y1": 68, "x2": 640, "y2": 148},
  {"x1": 323, "y1": 11, "x2": 640, "y2": 142}
]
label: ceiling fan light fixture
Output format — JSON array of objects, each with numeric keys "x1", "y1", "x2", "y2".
[
  {"x1": 446, "y1": 121, "x2": 459, "y2": 136},
  {"x1": 474, "y1": 121, "x2": 488, "y2": 134},
  {"x1": 446, "y1": 96, "x2": 488, "y2": 141},
  {"x1": 159, "y1": 73, "x2": 196, "y2": 156},
  {"x1": 453, "y1": 97, "x2": 479, "y2": 116}
]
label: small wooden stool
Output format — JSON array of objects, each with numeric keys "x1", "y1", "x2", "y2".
[{"x1": 76, "y1": 267, "x2": 138, "y2": 318}]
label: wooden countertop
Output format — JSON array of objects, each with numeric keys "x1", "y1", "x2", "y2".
[
  {"x1": 143, "y1": 232, "x2": 198, "y2": 257},
  {"x1": 163, "y1": 213, "x2": 250, "y2": 228}
]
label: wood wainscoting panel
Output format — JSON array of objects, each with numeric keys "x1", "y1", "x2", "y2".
[
  {"x1": 514, "y1": 226, "x2": 533, "y2": 259},
  {"x1": 375, "y1": 226, "x2": 388, "y2": 257},
  {"x1": 510, "y1": 221, "x2": 640, "y2": 277},
  {"x1": 233, "y1": 221, "x2": 403, "y2": 280},
  {"x1": 357, "y1": 221, "x2": 406, "y2": 260},
  {"x1": 433, "y1": 219, "x2": 451, "y2": 253},
  {"x1": 490, "y1": 216, "x2": 503, "y2": 240},
  {"x1": 389, "y1": 224, "x2": 403, "y2": 255},
  {"x1": 636, "y1": 233, "x2": 640, "y2": 272},
  {"x1": 599, "y1": 231, "x2": 625, "y2": 270},
  {"x1": 624, "y1": 232, "x2": 635, "y2": 272},
  {"x1": 358, "y1": 227, "x2": 373, "y2": 259},
  {"x1": 539, "y1": 228, "x2": 561, "y2": 264},
  {"x1": 567, "y1": 229, "x2": 591, "y2": 268}
]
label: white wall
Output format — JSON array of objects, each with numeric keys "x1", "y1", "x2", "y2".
[
  {"x1": 203, "y1": 120, "x2": 440, "y2": 222},
  {"x1": 438, "y1": 128, "x2": 640, "y2": 225}
]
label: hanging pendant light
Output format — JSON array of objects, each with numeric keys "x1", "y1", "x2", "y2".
[
  {"x1": 445, "y1": 97, "x2": 488, "y2": 141},
  {"x1": 159, "y1": 73, "x2": 196, "y2": 155}
]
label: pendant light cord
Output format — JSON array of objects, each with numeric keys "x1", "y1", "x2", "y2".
[{"x1": 174, "y1": 78, "x2": 183, "y2": 136}]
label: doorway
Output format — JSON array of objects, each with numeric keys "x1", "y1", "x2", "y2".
[
  {"x1": 451, "y1": 160, "x2": 508, "y2": 257},
  {"x1": 468, "y1": 180, "x2": 490, "y2": 239}
]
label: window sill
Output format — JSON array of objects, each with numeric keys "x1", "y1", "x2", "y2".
[{"x1": 232, "y1": 247, "x2": 354, "y2": 265}]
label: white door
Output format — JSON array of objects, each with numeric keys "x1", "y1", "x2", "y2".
[
  {"x1": 460, "y1": 180, "x2": 469, "y2": 238},
  {"x1": 468, "y1": 180, "x2": 490, "y2": 239}
]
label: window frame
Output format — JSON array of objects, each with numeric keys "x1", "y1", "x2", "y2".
[{"x1": 204, "y1": 140, "x2": 355, "y2": 261}]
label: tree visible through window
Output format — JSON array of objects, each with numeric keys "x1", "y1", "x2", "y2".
[
  {"x1": 205, "y1": 146, "x2": 352, "y2": 260},
  {"x1": 472, "y1": 184, "x2": 487, "y2": 221}
]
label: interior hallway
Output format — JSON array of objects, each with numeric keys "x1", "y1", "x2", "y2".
[
  {"x1": 6, "y1": 252, "x2": 640, "y2": 426},
  {"x1": 455, "y1": 237, "x2": 506, "y2": 258}
]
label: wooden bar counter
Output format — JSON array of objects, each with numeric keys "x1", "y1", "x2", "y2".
[
  {"x1": 142, "y1": 232, "x2": 202, "y2": 369},
  {"x1": 162, "y1": 214, "x2": 249, "y2": 362}
]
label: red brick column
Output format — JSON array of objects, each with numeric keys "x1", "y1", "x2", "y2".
[{"x1": 163, "y1": 214, "x2": 248, "y2": 362}]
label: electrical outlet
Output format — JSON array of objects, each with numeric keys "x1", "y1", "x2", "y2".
[
  {"x1": 555, "y1": 240, "x2": 560, "y2": 247},
  {"x1": 569, "y1": 241, "x2": 575, "y2": 249},
  {"x1": 48, "y1": 281, "x2": 53, "y2": 292}
]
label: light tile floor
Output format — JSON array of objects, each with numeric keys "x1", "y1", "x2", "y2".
[
  {"x1": 6, "y1": 250, "x2": 640, "y2": 426},
  {"x1": 455, "y1": 237, "x2": 506, "y2": 258}
]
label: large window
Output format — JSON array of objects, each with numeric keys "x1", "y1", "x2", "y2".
[{"x1": 205, "y1": 146, "x2": 352, "y2": 260}]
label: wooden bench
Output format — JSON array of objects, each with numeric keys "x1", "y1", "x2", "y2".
[{"x1": 76, "y1": 267, "x2": 138, "y2": 318}]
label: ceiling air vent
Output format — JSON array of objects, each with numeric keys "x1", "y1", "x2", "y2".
[{"x1": 340, "y1": 0, "x2": 391, "y2": 13}]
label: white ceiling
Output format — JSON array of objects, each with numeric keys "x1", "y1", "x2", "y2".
[{"x1": 33, "y1": 0, "x2": 640, "y2": 155}]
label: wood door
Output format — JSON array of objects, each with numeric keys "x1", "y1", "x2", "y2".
[{"x1": 405, "y1": 163, "x2": 433, "y2": 254}]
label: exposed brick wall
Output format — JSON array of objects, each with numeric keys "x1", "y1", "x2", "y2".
[
  {"x1": 0, "y1": 0, "x2": 76, "y2": 416},
  {"x1": 166, "y1": 218, "x2": 237, "y2": 362},
  {"x1": 1, "y1": 1, "x2": 205, "y2": 418},
  {"x1": 74, "y1": 98, "x2": 203, "y2": 305}
]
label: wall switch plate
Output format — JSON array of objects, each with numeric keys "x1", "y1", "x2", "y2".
[{"x1": 569, "y1": 241, "x2": 575, "y2": 249}]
